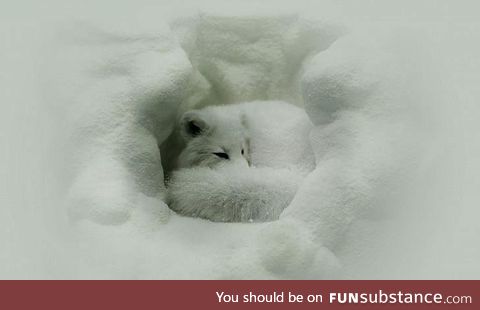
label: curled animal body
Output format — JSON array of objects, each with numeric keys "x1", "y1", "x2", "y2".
[{"x1": 166, "y1": 101, "x2": 314, "y2": 222}]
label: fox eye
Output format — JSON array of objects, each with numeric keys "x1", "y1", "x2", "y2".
[
  {"x1": 213, "y1": 152, "x2": 229, "y2": 160},
  {"x1": 241, "y1": 149, "x2": 244, "y2": 155}
]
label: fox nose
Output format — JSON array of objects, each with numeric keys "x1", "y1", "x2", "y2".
[{"x1": 231, "y1": 155, "x2": 250, "y2": 168}]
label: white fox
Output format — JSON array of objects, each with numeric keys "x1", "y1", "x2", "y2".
[
  {"x1": 176, "y1": 106, "x2": 251, "y2": 169},
  {"x1": 166, "y1": 101, "x2": 314, "y2": 222}
]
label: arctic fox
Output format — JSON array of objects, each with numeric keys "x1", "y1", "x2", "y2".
[
  {"x1": 176, "y1": 106, "x2": 250, "y2": 169},
  {"x1": 166, "y1": 101, "x2": 314, "y2": 223}
]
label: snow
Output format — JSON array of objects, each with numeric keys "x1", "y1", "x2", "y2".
[{"x1": 1, "y1": 0, "x2": 480, "y2": 279}]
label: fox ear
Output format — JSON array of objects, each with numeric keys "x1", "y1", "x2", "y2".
[{"x1": 180, "y1": 111, "x2": 209, "y2": 139}]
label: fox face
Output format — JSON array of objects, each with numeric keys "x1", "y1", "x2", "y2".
[{"x1": 177, "y1": 107, "x2": 250, "y2": 169}]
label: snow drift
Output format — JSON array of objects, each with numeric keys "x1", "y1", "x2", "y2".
[{"x1": 1, "y1": 0, "x2": 480, "y2": 279}]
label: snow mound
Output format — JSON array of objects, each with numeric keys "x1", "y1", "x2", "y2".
[{"x1": 39, "y1": 11, "x2": 465, "y2": 279}]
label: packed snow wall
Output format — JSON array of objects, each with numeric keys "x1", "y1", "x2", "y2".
[{"x1": 1, "y1": 0, "x2": 479, "y2": 279}]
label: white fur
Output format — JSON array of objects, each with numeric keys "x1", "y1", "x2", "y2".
[
  {"x1": 167, "y1": 165, "x2": 303, "y2": 222},
  {"x1": 167, "y1": 101, "x2": 314, "y2": 222},
  {"x1": 177, "y1": 106, "x2": 250, "y2": 169}
]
